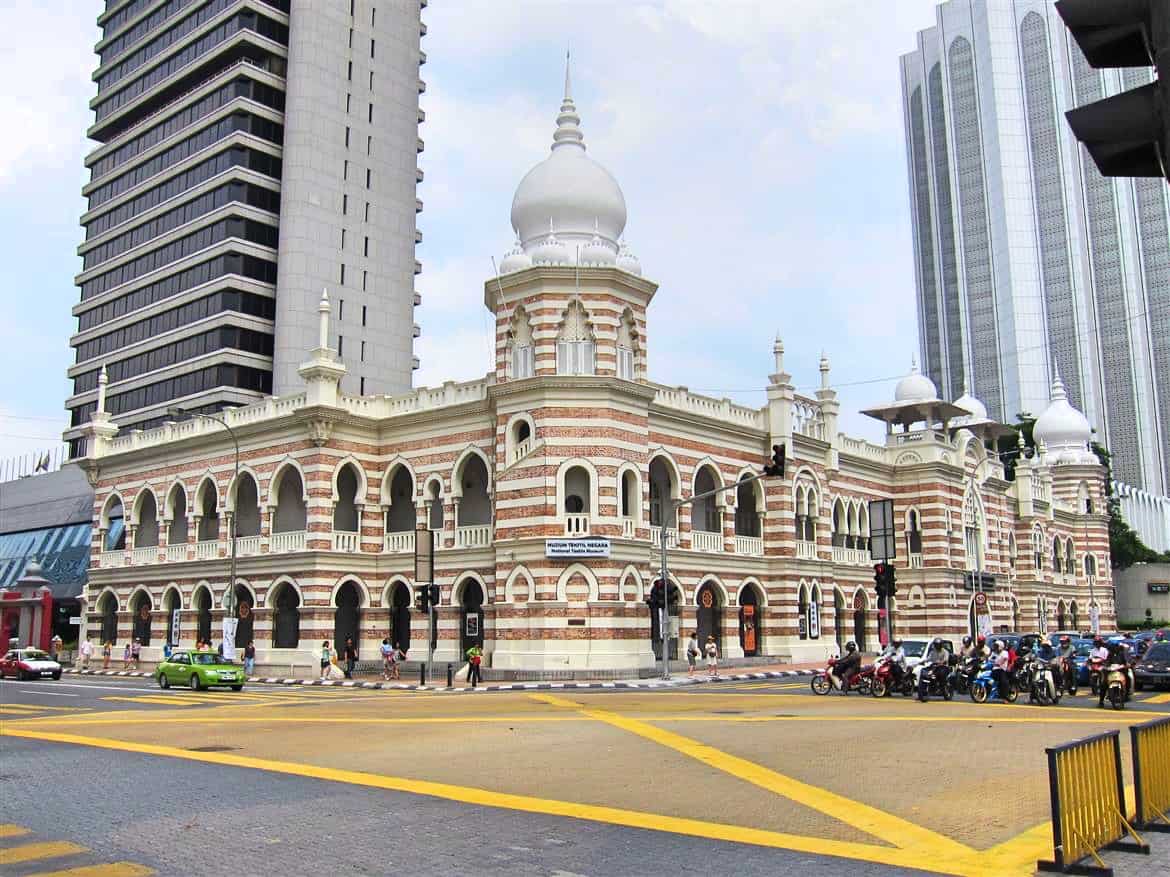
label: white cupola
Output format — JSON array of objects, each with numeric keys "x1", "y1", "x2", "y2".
[
  {"x1": 952, "y1": 383, "x2": 989, "y2": 423},
  {"x1": 1034, "y1": 366, "x2": 1096, "y2": 464},
  {"x1": 616, "y1": 239, "x2": 642, "y2": 275},
  {"x1": 499, "y1": 237, "x2": 532, "y2": 274},
  {"x1": 530, "y1": 219, "x2": 570, "y2": 265},
  {"x1": 894, "y1": 355, "x2": 938, "y2": 403}
]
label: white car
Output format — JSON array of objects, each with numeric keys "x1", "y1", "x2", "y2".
[
  {"x1": 900, "y1": 638, "x2": 956, "y2": 670},
  {"x1": 0, "y1": 648, "x2": 63, "y2": 680}
]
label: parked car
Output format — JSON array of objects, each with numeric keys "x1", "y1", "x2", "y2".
[
  {"x1": 1134, "y1": 643, "x2": 1170, "y2": 691},
  {"x1": 901, "y1": 638, "x2": 956, "y2": 669},
  {"x1": 155, "y1": 650, "x2": 245, "y2": 691},
  {"x1": 0, "y1": 648, "x2": 62, "y2": 680}
]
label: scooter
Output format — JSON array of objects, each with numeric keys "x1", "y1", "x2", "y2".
[
  {"x1": 1104, "y1": 664, "x2": 1128, "y2": 710},
  {"x1": 871, "y1": 657, "x2": 909, "y2": 697},
  {"x1": 969, "y1": 661, "x2": 1019, "y2": 703},
  {"x1": 811, "y1": 657, "x2": 872, "y2": 695},
  {"x1": 1058, "y1": 656, "x2": 1077, "y2": 696},
  {"x1": 1088, "y1": 657, "x2": 1105, "y2": 697},
  {"x1": 1026, "y1": 657, "x2": 1061, "y2": 705},
  {"x1": 947, "y1": 658, "x2": 980, "y2": 698},
  {"x1": 916, "y1": 661, "x2": 953, "y2": 702}
]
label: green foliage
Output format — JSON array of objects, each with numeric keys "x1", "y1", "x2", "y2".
[{"x1": 1090, "y1": 442, "x2": 1170, "y2": 569}]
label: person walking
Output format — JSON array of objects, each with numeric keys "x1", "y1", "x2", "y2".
[
  {"x1": 343, "y1": 637, "x2": 357, "y2": 679},
  {"x1": 122, "y1": 642, "x2": 132, "y2": 670},
  {"x1": 80, "y1": 638, "x2": 94, "y2": 670},
  {"x1": 704, "y1": 635, "x2": 719, "y2": 677},
  {"x1": 243, "y1": 641, "x2": 256, "y2": 676},
  {"x1": 49, "y1": 634, "x2": 63, "y2": 662},
  {"x1": 102, "y1": 641, "x2": 112, "y2": 669},
  {"x1": 466, "y1": 644, "x2": 483, "y2": 688},
  {"x1": 320, "y1": 640, "x2": 332, "y2": 680},
  {"x1": 380, "y1": 638, "x2": 394, "y2": 680},
  {"x1": 391, "y1": 643, "x2": 404, "y2": 680},
  {"x1": 130, "y1": 638, "x2": 141, "y2": 670},
  {"x1": 686, "y1": 631, "x2": 700, "y2": 677}
]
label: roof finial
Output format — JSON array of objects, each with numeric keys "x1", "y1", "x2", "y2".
[
  {"x1": 552, "y1": 52, "x2": 584, "y2": 151},
  {"x1": 911, "y1": 353, "x2": 920, "y2": 373},
  {"x1": 318, "y1": 288, "x2": 331, "y2": 351},
  {"x1": 819, "y1": 350, "x2": 831, "y2": 390},
  {"x1": 96, "y1": 365, "x2": 109, "y2": 415},
  {"x1": 772, "y1": 332, "x2": 784, "y2": 374}
]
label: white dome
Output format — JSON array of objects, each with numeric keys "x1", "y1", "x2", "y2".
[
  {"x1": 894, "y1": 356, "x2": 938, "y2": 402},
  {"x1": 616, "y1": 239, "x2": 642, "y2": 275},
  {"x1": 953, "y1": 386, "x2": 989, "y2": 422},
  {"x1": 581, "y1": 228, "x2": 617, "y2": 266},
  {"x1": 509, "y1": 58, "x2": 627, "y2": 260},
  {"x1": 499, "y1": 238, "x2": 532, "y2": 274},
  {"x1": 1034, "y1": 370, "x2": 1094, "y2": 462},
  {"x1": 530, "y1": 223, "x2": 570, "y2": 265}
]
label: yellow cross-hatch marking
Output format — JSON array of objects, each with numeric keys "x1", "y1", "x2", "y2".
[
  {"x1": 0, "y1": 824, "x2": 32, "y2": 838},
  {"x1": 0, "y1": 841, "x2": 88, "y2": 866},
  {"x1": 530, "y1": 694, "x2": 975, "y2": 860},
  {"x1": 0, "y1": 703, "x2": 83, "y2": 712},
  {"x1": 26, "y1": 864, "x2": 156, "y2": 877},
  {"x1": 102, "y1": 696, "x2": 196, "y2": 706},
  {"x1": 0, "y1": 724, "x2": 1010, "y2": 876},
  {"x1": 1143, "y1": 692, "x2": 1170, "y2": 704}
]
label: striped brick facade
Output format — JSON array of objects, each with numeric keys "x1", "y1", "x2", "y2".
[{"x1": 75, "y1": 266, "x2": 1113, "y2": 674}]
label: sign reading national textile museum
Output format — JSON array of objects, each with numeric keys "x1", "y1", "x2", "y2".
[{"x1": 545, "y1": 538, "x2": 611, "y2": 559}]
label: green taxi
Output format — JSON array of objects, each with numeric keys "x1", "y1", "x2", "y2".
[{"x1": 156, "y1": 650, "x2": 245, "y2": 691}]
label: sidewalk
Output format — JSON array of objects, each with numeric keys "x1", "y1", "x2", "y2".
[{"x1": 63, "y1": 660, "x2": 821, "y2": 693}]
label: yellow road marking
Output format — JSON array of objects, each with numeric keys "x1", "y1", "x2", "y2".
[
  {"x1": 102, "y1": 696, "x2": 195, "y2": 706},
  {"x1": 0, "y1": 703, "x2": 80, "y2": 712},
  {"x1": 531, "y1": 694, "x2": 976, "y2": 860},
  {"x1": 26, "y1": 864, "x2": 155, "y2": 877},
  {"x1": 1143, "y1": 692, "x2": 1170, "y2": 704},
  {"x1": 0, "y1": 841, "x2": 87, "y2": 865},
  {"x1": 642, "y1": 714, "x2": 1152, "y2": 725},
  {"x1": 0, "y1": 725, "x2": 988, "y2": 876},
  {"x1": 11, "y1": 715, "x2": 582, "y2": 727},
  {"x1": 0, "y1": 824, "x2": 31, "y2": 838}
]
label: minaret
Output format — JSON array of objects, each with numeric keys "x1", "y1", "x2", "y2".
[
  {"x1": 767, "y1": 333, "x2": 795, "y2": 444},
  {"x1": 299, "y1": 288, "x2": 348, "y2": 407}
]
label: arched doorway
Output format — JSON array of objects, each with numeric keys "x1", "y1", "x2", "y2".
[
  {"x1": 834, "y1": 590, "x2": 846, "y2": 650},
  {"x1": 1069, "y1": 600, "x2": 1079, "y2": 631},
  {"x1": 1056, "y1": 600, "x2": 1067, "y2": 630},
  {"x1": 459, "y1": 578, "x2": 485, "y2": 658},
  {"x1": 194, "y1": 588, "x2": 212, "y2": 644},
  {"x1": 131, "y1": 591, "x2": 152, "y2": 645},
  {"x1": 334, "y1": 581, "x2": 362, "y2": 652},
  {"x1": 272, "y1": 583, "x2": 300, "y2": 648},
  {"x1": 852, "y1": 591, "x2": 867, "y2": 652},
  {"x1": 389, "y1": 582, "x2": 411, "y2": 653},
  {"x1": 98, "y1": 592, "x2": 118, "y2": 645},
  {"x1": 696, "y1": 581, "x2": 722, "y2": 652},
  {"x1": 233, "y1": 585, "x2": 254, "y2": 648},
  {"x1": 739, "y1": 585, "x2": 761, "y2": 657}
]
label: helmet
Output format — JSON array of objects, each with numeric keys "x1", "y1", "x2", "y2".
[
  {"x1": 845, "y1": 641, "x2": 857, "y2": 653},
  {"x1": 994, "y1": 640, "x2": 1005, "y2": 650},
  {"x1": 1059, "y1": 635, "x2": 1070, "y2": 644},
  {"x1": 1093, "y1": 636, "x2": 1105, "y2": 646},
  {"x1": 892, "y1": 638, "x2": 902, "y2": 647},
  {"x1": 977, "y1": 635, "x2": 986, "y2": 644},
  {"x1": 962, "y1": 636, "x2": 972, "y2": 646},
  {"x1": 932, "y1": 638, "x2": 943, "y2": 649}
]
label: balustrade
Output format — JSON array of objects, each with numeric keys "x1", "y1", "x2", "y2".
[
  {"x1": 384, "y1": 531, "x2": 415, "y2": 553},
  {"x1": 164, "y1": 544, "x2": 188, "y2": 563},
  {"x1": 333, "y1": 530, "x2": 360, "y2": 552},
  {"x1": 649, "y1": 526, "x2": 678, "y2": 548},
  {"x1": 455, "y1": 524, "x2": 492, "y2": 549},
  {"x1": 131, "y1": 546, "x2": 158, "y2": 565},
  {"x1": 734, "y1": 535, "x2": 763, "y2": 556},
  {"x1": 270, "y1": 531, "x2": 306, "y2": 553},
  {"x1": 622, "y1": 517, "x2": 636, "y2": 538},
  {"x1": 565, "y1": 514, "x2": 590, "y2": 536},
  {"x1": 796, "y1": 540, "x2": 818, "y2": 560},
  {"x1": 692, "y1": 531, "x2": 723, "y2": 553}
]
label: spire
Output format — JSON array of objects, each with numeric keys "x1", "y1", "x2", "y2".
[
  {"x1": 1050, "y1": 364, "x2": 1067, "y2": 403},
  {"x1": 772, "y1": 332, "x2": 784, "y2": 374},
  {"x1": 96, "y1": 365, "x2": 109, "y2": 415},
  {"x1": 552, "y1": 51, "x2": 584, "y2": 151},
  {"x1": 819, "y1": 350, "x2": 831, "y2": 390},
  {"x1": 318, "y1": 288, "x2": 331, "y2": 351},
  {"x1": 910, "y1": 353, "x2": 920, "y2": 373}
]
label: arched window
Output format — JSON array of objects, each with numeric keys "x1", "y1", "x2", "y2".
[
  {"x1": 271, "y1": 583, "x2": 301, "y2": 649},
  {"x1": 194, "y1": 588, "x2": 212, "y2": 644},
  {"x1": 272, "y1": 465, "x2": 307, "y2": 533},
  {"x1": 426, "y1": 479, "x2": 443, "y2": 531},
  {"x1": 333, "y1": 463, "x2": 362, "y2": 533},
  {"x1": 334, "y1": 581, "x2": 362, "y2": 651},
  {"x1": 563, "y1": 465, "x2": 591, "y2": 529},
  {"x1": 232, "y1": 472, "x2": 262, "y2": 537},
  {"x1": 103, "y1": 496, "x2": 126, "y2": 551},
  {"x1": 555, "y1": 299, "x2": 595, "y2": 375},
  {"x1": 734, "y1": 475, "x2": 761, "y2": 538},
  {"x1": 620, "y1": 469, "x2": 638, "y2": 520},
  {"x1": 385, "y1": 466, "x2": 415, "y2": 534},
  {"x1": 907, "y1": 508, "x2": 923, "y2": 555},
  {"x1": 1008, "y1": 532, "x2": 1017, "y2": 569},
  {"x1": 795, "y1": 485, "x2": 818, "y2": 543},
  {"x1": 456, "y1": 455, "x2": 491, "y2": 526},
  {"x1": 196, "y1": 478, "x2": 220, "y2": 541},
  {"x1": 616, "y1": 310, "x2": 637, "y2": 380},
  {"x1": 1051, "y1": 538, "x2": 1063, "y2": 574},
  {"x1": 1032, "y1": 527, "x2": 1045, "y2": 573},
  {"x1": 1065, "y1": 538, "x2": 1075, "y2": 576},
  {"x1": 167, "y1": 484, "x2": 188, "y2": 546},
  {"x1": 1084, "y1": 553, "x2": 1098, "y2": 578},
  {"x1": 134, "y1": 490, "x2": 160, "y2": 548},
  {"x1": 509, "y1": 306, "x2": 534, "y2": 380},
  {"x1": 831, "y1": 499, "x2": 847, "y2": 547},
  {"x1": 692, "y1": 466, "x2": 720, "y2": 533},
  {"x1": 798, "y1": 584, "x2": 809, "y2": 640},
  {"x1": 963, "y1": 490, "x2": 983, "y2": 571},
  {"x1": 1078, "y1": 481, "x2": 1093, "y2": 514},
  {"x1": 649, "y1": 457, "x2": 677, "y2": 528}
]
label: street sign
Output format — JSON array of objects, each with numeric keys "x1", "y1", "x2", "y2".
[
  {"x1": 171, "y1": 608, "x2": 181, "y2": 643},
  {"x1": 868, "y1": 499, "x2": 896, "y2": 561},
  {"x1": 69, "y1": 616, "x2": 81, "y2": 625},
  {"x1": 545, "y1": 537, "x2": 611, "y2": 558}
]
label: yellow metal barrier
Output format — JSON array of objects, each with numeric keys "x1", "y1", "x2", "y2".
[
  {"x1": 1131, "y1": 715, "x2": 1170, "y2": 832},
  {"x1": 1038, "y1": 729, "x2": 1148, "y2": 875}
]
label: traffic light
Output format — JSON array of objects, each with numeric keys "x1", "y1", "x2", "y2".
[
  {"x1": 763, "y1": 443, "x2": 787, "y2": 478},
  {"x1": 1056, "y1": 0, "x2": 1169, "y2": 180},
  {"x1": 873, "y1": 563, "x2": 897, "y2": 598},
  {"x1": 428, "y1": 584, "x2": 440, "y2": 607},
  {"x1": 415, "y1": 586, "x2": 429, "y2": 613}
]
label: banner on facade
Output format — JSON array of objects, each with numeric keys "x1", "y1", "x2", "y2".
[
  {"x1": 221, "y1": 618, "x2": 238, "y2": 660},
  {"x1": 545, "y1": 538, "x2": 611, "y2": 558},
  {"x1": 1089, "y1": 604, "x2": 1100, "y2": 634},
  {"x1": 171, "y1": 608, "x2": 181, "y2": 644},
  {"x1": 809, "y1": 602, "x2": 820, "y2": 639}
]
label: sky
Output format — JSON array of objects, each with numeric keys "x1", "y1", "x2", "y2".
[{"x1": 0, "y1": 0, "x2": 944, "y2": 466}]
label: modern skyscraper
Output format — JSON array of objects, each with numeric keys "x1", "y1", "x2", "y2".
[
  {"x1": 900, "y1": 0, "x2": 1170, "y2": 494},
  {"x1": 65, "y1": 0, "x2": 426, "y2": 457}
]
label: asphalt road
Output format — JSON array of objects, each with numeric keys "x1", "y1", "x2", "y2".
[{"x1": 1, "y1": 675, "x2": 1168, "y2": 876}]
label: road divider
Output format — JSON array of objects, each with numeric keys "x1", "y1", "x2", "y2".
[{"x1": 1131, "y1": 715, "x2": 1170, "y2": 833}]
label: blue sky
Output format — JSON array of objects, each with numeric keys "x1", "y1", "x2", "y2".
[{"x1": 0, "y1": 0, "x2": 943, "y2": 463}]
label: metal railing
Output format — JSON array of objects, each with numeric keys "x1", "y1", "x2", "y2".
[
  {"x1": 1131, "y1": 716, "x2": 1170, "y2": 832},
  {"x1": 734, "y1": 535, "x2": 763, "y2": 556},
  {"x1": 455, "y1": 524, "x2": 491, "y2": 549}
]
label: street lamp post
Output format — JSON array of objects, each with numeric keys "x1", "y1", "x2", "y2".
[{"x1": 168, "y1": 407, "x2": 239, "y2": 652}]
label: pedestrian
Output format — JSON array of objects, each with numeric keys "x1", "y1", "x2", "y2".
[
  {"x1": 343, "y1": 637, "x2": 357, "y2": 679},
  {"x1": 102, "y1": 641, "x2": 112, "y2": 669},
  {"x1": 704, "y1": 635, "x2": 719, "y2": 677},
  {"x1": 320, "y1": 640, "x2": 331, "y2": 679},
  {"x1": 686, "y1": 631, "x2": 700, "y2": 677},
  {"x1": 380, "y1": 638, "x2": 393, "y2": 680},
  {"x1": 163, "y1": 641, "x2": 173, "y2": 660},
  {"x1": 49, "y1": 634, "x2": 63, "y2": 662},
  {"x1": 466, "y1": 644, "x2": 483, "y2": 688},
  {"x1": 122, "y1": 641, "x2": 132, "y2": 669},
  {"x1": 243, "y1": 640, "x2": 256, "y2": 676},
  {"x1": 80, "y1": 638, "x2": 94, "y2": 670},
  {"x1": 392, "y1": 643, "x2": 404, "y2": 680},
  {"x1": 130, "y1": 638, "x2": 141, "y2": 669}
]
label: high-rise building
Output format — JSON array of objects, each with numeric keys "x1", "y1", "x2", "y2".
[
  {"x1": 900, "y1": 0, "x2": 1170, "y2": 494},
  {"x1": 65, "y1": 0, "x2": 426, "y2": 457}
]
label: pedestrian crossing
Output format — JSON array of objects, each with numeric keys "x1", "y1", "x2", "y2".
[
  {"x1": 100, "y1": 687, "x2": 378, "y2": 709},
  {"x1": 0, "y1": 703, "x2": 90, "y2": 718},
  {"x1": 0, "y1": 824, "x2": 153, "y2": 876}
]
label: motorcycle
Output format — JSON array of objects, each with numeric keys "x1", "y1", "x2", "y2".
[
  {"x1": 1088, "y1": 657, "x2": 1105, "y2": 697},
  {"x1": 947, "y1": 658, "x2": 980, "y2": 698},
  {"x1": 969, "y1": 661, "x2": 1019, "y2": 704},
  {"x1": 1104, "y1": 664, "x2": 1128, "y2": 710},
  {"x1": 811, "y1": 657, "x2": 873, "y2": 695},
  {"x1": 916, "y1": 661, "x2": 953, "y2": 702},
  {"x1": 1025, "y1": 657, "x2": 1061, "y2": 705},
  {"x1": 871, "y1": 657, "x2": 911, "y2": 698},
  {"x1": 1058, "y1": 656, "x2": 1077, "y2": 696}
]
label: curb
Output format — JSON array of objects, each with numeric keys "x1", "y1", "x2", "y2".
[{"x1": 63, "y1": 667, "x2": 815, "y2": 693}]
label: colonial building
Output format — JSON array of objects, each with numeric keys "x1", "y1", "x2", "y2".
[{"x1": 74, "y1": 69, "x2": 1113, "y2": 675}]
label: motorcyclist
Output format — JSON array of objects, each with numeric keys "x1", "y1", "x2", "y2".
[
  {"x1": 832, "y1": 641, "x2": 862, "y2": 691},
  {"x1": 958, "y1": 635, "x2": 975, "y2": 661},
  {"x1": 1056, "y1": 635, "x2": 1077, "y2": 692},
  {"x1": 991, "y1": 639, "x2": 1014, "y2": 700},
  {"x1": 880, "y1": 638, "x2": 907, "y2": 687},
  {"x1": 1088, "y1": 635, "x2": 1109, "y2": 694},
  {"x1": 973, "y1": 635, "x2": 990, "y2": 661},
  {"x1": 918, "y1": 637, "x2": 951, "y2": 692},
  {"x1": 1098, "y1": 638, "x2": 1131, "y2": 708}
]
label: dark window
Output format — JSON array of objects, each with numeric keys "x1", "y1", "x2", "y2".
[
  {"x1": 360, "y1": 376, "x2": 365, "y2": 394},
  {"x1": 347, "y1": 60, "x2": 353, "y2": 81},
  {"x1": 345, "y1": 126, "x2": 351, "y2": 148},
  {"x1": 338, "y1": 335, "x2": 344, "y2": 356},
  {"x1": 365, "y1": 168, "x2": 371, "y2": 189},
  {"x1": 340, "y1": 264, "x2": 346, "y2": 285},
  {"x1": 370, "y1": 38, "x2": 375, "y2": 59},
  {"x1": 367, "y1": 103, "x2": 373, "y2": 123},
  {"x1": 363, "y1": 236, "x2": 369, "y2": 257},
  {"x1": 361, "y1": 305, "x2": 367, "y2": 327},
  {"x1": 70, "y1": 363, "x2": 272, "y2": 425}
]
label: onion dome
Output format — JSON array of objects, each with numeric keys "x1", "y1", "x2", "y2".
[
  {"x1": 510, "y1": 54, "x2": 626, "y2": 260},
  {"x1": 499, "y1": 237, "x2": 532, "y2": 274},
  {"x1": 1034, "y1": 367, "x2": 1095, "y2": 464},
  {"x1": 530, "y1": 220, "x2": 570, "y2": 265},
  {"x1": 616, "y1": 239, "x2": 642, "y2": 275},
  {"x1": 894, "y1": 355, "x2": 938, "y2": 402},
  {"x1": 953, "y1": 383, "x2": 989, "y2": 422},
  {"x1": 580, "y1": 219, "x2": 617, "y2": 265}
]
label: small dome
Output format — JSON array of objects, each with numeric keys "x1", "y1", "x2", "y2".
[
  {"x1": 1034, "y1": 370, "x2": 1093, "y2": 461},
  {"x1": 510, "y1": 56, "x2": 627, "y2": 259},
  {"x1": 581, "y1": 227, "x2": 616, "y2": 266},
  {"x1": 616, "y1": 239, "x2": 642, "y2": 275},
  {"x1": 531, "y1": 222, "x2": 569, "y2": 265},
  {"x1": 894, "y1": 356, "x2": 937, "y2": 402},
  {"x1": 499, "y1": 238, "x2": 532, "y2": 274},
  {"x1": 953, "y1": 385, "x2": 989, "y2": 422}
]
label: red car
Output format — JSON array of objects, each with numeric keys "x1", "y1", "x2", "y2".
[{"x1": 0, "y1": 648, "x2": 63, "y2": 680}]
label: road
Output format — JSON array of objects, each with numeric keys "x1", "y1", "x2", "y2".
[{"x1": 2, "y1": 674, "x2": 1168, "y2": 876}]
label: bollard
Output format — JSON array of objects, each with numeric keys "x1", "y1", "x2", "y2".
[
  {"x1": 419, "y1": 661, "x2": 426, "y2": 686},
  {"x1": 447, "y1": 663, "x2": 453, "y2": 687}
]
